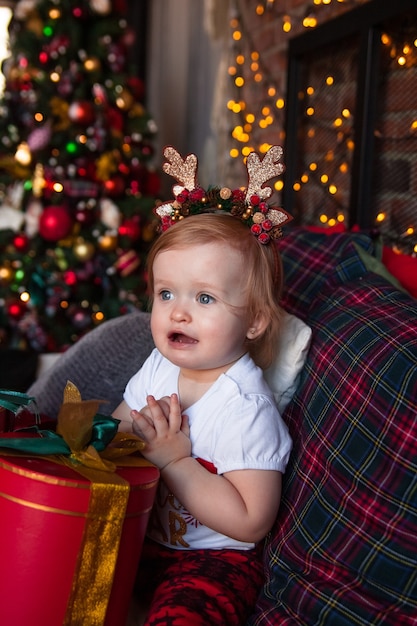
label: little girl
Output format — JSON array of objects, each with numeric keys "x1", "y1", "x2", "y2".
[{"x1": 112, "y1": 146, "x2": 293, "y2": 625}]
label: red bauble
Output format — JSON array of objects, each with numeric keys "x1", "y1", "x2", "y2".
[
  {"x1": 127, "y1": 77, "x2": 145, "y2": 101},
  {"x1": 107, "y1": 107, "x2": 124, "y2": 132},
  {"x1": 68, "y1": 101, "x2": 95, "y2": 125},
  {"x1": 13, "y1": 233, "x2": 29, "y2": 252},
  {"x1": 72, "y1": 5, "x2": 88, "y2": 19},
  {"x1": 145, "y1": 171, "x2": 161, "y2": 196},
  {"x1": 104, "y1": 176, "x2": 125, "y2": 197},
  {"x1": 7, "y1": 299, "x2": 27, "y2": 319},
  {"x1": 75, "y1": 207, "x2": 96, "y2": 226},
  {"x1": 114, "y1": 250, "x2": 140, "y2": 277},
  {"x1": 39, "y1": 206, "x2": 73, "y2": 241},
  {"x1": 140, "y1": 142, "x2": 154, "y2": 159},
  {"x1": 64, "y1": 270, "x2": 77, "y2": 286},
  {"x1": 113, "y1": 0, "x2": 128, "y2": 14},
  {"x1": 118, "y1": 217, "x2": 141, "y2": 241}
]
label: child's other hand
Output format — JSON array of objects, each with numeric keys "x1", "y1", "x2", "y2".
[
  {"x1": 130, "y1": 393, "x2": 190, "y2": 470},
  {"x1": 137, "y1": 395, "x2": 171, "y2": 422}
]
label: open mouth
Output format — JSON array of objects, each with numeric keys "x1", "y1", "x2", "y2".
[{"x1": 169, "y1": 332, "x2": 197, "y2": 344}]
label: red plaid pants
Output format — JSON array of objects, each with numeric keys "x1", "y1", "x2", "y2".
[{"x1": 134, "y1": 538, "x2": 264, "y2": 625}]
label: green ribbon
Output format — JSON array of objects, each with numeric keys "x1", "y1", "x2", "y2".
[
  {"x1": 0, "y1": 389, "x2": 37, "y2": 415},
  {"x1": 0, "y1": 414, "x2": 120, "y2": 456}
]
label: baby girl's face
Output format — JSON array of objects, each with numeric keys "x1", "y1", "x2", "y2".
[{"x1": 150, "y1": 241, "x2": 252, "y2": 380}]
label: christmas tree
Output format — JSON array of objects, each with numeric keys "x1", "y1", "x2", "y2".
[{"x1": 0, "y1": 0, "x2": 159, "y2": 353}]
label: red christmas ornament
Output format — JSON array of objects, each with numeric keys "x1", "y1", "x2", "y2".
[
  {"x1": 39, "y1": 206, "x2": 73, "y2": 241},
  {"x1": 75, "y1": 159, "x2": 97, "y2": 180},
  {"x1": 45, "y1": 34, "x2": 70, "y2": 55},
  {"x1": 127, "y1": 77, "x2": 145, "y2": 101},
  {"x1": 129, "y1": 180, "x2": 140, "y2": 195},
  {"x1": 118, "y1": 162, "x2": 130, "y2": 176},
  {"x1": 114, "y1": 250, "x2": 140, "y2": 277},
  {"x1": 68, "y1": 101, "x2": 95, "y2": 125},
  {"x1": 107, "y1": 107, "x2": 124, "y2": 132},
  {"x1": 72, "y1": 6, "x2": 88, "y2": 19},
  {"x1": 104, "y1": 176, "x2": 125, "y2": 197},
  {"x1": 75, "y1": 207, "x2": 96, "y2": 226},
  {"x1": 122, "y1": 28, "x2": 136, "y2": 50},
  {"x1": 145, "y1": 171, "x2": 160, "y2": 196},
  {"x1": 64, "y1": 270, "x2": 77, "y2": 286},
  {"x1": 129, "y1": 161, "x2": 147, "y2": 183},
  {"x1": 119, "y1": 217, "x2": 141, "y2": 241},
  {"x1": 7, "y1": 300, "x2": 27, "y2": 319},
  {"x1": 140, "y1": 142, "x2": 154, "y2": 159},
  {"x1": 113, "y1": 0, "x2": 128, "y2": 14},
  {"x1": 13, "y1": 233, "x2": 29, "y2": 252}
]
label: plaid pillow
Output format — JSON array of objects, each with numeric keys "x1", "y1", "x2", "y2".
[
  {"x1": 250, "y1": 274, "x2": 417, "y2": 625},
  {"x1": 277, "y1": 228, "x2": 374, "y2": 320}
]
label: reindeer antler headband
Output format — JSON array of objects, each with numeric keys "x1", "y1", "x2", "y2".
[{"x1": 155, "y1": 145, "x2": 293, "y2": 244}]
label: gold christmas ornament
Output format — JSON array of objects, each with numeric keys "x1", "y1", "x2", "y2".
[
  {"x1": 74, "y1": 238, "x2": 95, "y2": 262},
  {"x1": 95, "y1": 152, "x2": 118, "y2": 181},
  {"x1": 0, "y1": 264, "x2": 13, "y2": 284},
  {"x1": 32, "y1": 163, "x2": 46, "y2": 197},
  {"x1": 84, "y1": 57, "x2": 101, "y2": 72},
  {"x1": 98, "y1": 233, "x2": 118, "y2": 251},
  {"x1": 115, "y1": 88, "x2": 133, "y2": 110},
  {"x1": 14, "y1": 142, "x2": 31, "y2": 166},
  {"x1": 50, "y1": 97, "x2": 70, "y2": 131}
]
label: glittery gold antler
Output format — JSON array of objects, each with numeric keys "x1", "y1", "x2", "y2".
[
  {"x1": 245, "y1": 145, "x2": 285, "y2": 202},
  {"x1": 162, "y1": 145, "x2": 198, "y2": 192}
]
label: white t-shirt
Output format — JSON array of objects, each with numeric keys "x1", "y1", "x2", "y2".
[{"x1": 123, "y1": 349, "x2": 293, "y2": 551}]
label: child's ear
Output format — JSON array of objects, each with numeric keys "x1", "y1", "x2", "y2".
[{"x1": 246, "y1": 312, "x2": 268, "y2": 340}]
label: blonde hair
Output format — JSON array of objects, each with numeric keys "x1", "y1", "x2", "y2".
[{"x1": 146, "y1": 213, "x2": 283, "y2": 369}]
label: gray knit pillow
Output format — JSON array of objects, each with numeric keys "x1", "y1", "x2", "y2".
[{"x1": 27, "y1": 312, "x2": 154, "y2": 418}]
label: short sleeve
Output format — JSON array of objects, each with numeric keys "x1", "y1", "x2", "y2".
[{"x1": 201, "y1": 381, "x2": 293, "y2": 475}]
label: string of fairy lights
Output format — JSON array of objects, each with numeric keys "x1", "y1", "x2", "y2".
[
  {"x1": 226, "y1": 0, "x2": 367, "y2": 160},
  {"x1": 226, "y1": 0, "x2": 417, "y2": 254}
]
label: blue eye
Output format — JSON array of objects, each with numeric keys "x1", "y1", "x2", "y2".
[
  {"x1": 198, "y1": 293, "x2": 214, "y2": 304},
  {"x1": 160, "y1": 290, "x2": 173, "y2": 301}
]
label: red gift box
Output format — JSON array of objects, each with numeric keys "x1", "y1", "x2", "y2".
[
  {"x1": 0, "y1": 452, "x2": 159, "y2": 626},
  {"x1": 0, "y1": 383, "x2": 160, "y2": 624}
]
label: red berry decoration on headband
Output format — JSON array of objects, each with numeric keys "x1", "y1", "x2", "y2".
[
  {"x1": 232, "y1": 189, "x2": 245, "y2": 202},
  {"x1": 189, "y1": 187, "x2": 205, "y2": 202},
  {"x1": 258, "y1": 232, "x2": 271, "y2": 245},
  {"x1": 176, "y1": 190, "x2": 189, "y2": 203}
]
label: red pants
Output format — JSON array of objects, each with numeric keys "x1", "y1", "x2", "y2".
[{"x1": 134, "y1": 538, "x2": 265, "y2": 625}]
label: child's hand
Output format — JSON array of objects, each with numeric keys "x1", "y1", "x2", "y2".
[{"x1": 130, "y1": 393, "x2": 191, "y2": 470}]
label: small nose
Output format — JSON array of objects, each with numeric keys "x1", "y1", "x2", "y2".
[{"x1": 170, "y1": 302, "x2": 190, "y2": 323}]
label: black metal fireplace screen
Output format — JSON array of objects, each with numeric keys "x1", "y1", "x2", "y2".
[{"x1": 284, "y1": 0, "x2": 417, "y2": 254}]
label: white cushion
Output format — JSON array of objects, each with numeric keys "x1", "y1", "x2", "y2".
[
  {"x1": 36, "y1": 353, "x2": 61, "y2": 379},
  {"x1": 264, "y1": 310, "x2": 312, "y2": 414}
]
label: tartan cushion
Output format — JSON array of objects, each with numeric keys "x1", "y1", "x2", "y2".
[
  {"x1": 250, "y1": 273, "x2": 417, "y2": 625},
  {"x1": 277, "y1": 228, "x2": 374, "y2": 320}
]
